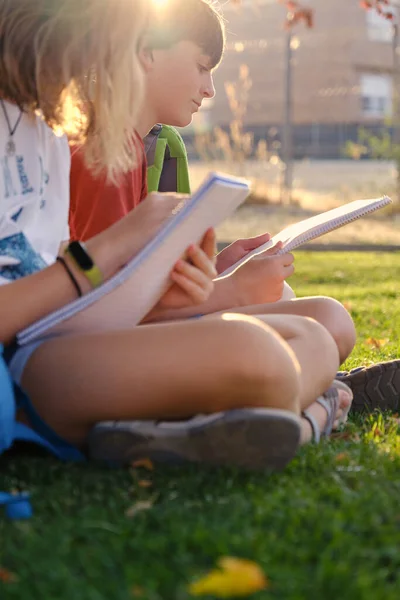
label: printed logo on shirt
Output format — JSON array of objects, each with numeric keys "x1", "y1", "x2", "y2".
[
  {"x1": 16, "y1": 155, "x2": 34, "y2": 195},
  {"x1": 11, "y1": 207, "x2": 23, "y2": 222},
  {"x1": 0, "y1": 232, "x2": 47, "y2": 280},
  {"x1": 1, "y1": 156, "x2": 17, "y2": 199},
  {"x1": 1, "y1": 154, "x2": 47, "y2": 200},
  {"x1": 38, "y1": 156, "x2": 49, "y2": 196}
]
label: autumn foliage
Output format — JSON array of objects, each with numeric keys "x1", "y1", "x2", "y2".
[
  {"x1": 279, "y1": 0, "x2": 314, "y2": 29},
  {"x1": 360, "y1": 0, "x2": 396, "y2": 20}
]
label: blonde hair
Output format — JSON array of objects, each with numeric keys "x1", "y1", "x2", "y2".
[{"x1": 0, "y1": 0, "x2": 147, "y2": 181}]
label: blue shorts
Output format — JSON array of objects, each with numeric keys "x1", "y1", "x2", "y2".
[
  {"x1": 4, "y1": 339, "x2": 44, "y2": 385},
  {"x1": 4, "y1": 340, "x2": 84, "y2": 461}
]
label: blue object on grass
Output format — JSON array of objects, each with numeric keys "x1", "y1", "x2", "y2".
[{"x1": 0, "y1": 342, "x2": 84, "y2": 519}]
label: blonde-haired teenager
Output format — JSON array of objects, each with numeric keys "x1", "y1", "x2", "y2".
[{"x1": 0, "y1": 0, "x2": 351, "y2": 471}]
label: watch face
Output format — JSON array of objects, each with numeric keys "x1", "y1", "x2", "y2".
[{"x1": 69, "y1": 241, "x2": 94, "y2": 270}]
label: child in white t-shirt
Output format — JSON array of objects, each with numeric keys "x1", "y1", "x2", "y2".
[{"x1": 0, "y1": 102, "x2": 70, "y2": 281}]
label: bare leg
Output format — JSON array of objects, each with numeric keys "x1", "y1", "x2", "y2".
[
  {"x1": 226, "y1": 313, "x2": 341, "y2": 412},
  {"x1": 201, "y1": 312, "x2": 352, "y2": 446},
  {"x1": 22, "y1": 314, "x2": 306, "y2": 446},
  {"x1": 225, "y1": 312, "x2": 354, "y2": 443},
  {"x1": 216, "y1": 296, "x2": 356, "y2": 364}
]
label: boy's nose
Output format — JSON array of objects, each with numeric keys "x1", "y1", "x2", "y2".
[{"x1": 202, "y1": 75, "x2": 215, "y2": 99}]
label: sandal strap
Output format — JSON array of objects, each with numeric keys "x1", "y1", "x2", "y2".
[
  {"x1": 316, "y1": 387, "x2": 340, "y2": 437},
  {"x1": 301, "y1": 409, "x2": 321, "y2": 443},
  {"x1": 302, "y1": 384, "x2": 342, "y2": 442}
]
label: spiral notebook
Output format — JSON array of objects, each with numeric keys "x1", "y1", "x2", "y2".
[
  {"x1": 220, "y1": 195, "x2": 392, "y2": 277},
  {"x1": 18, "y1": 172, "x2": 250, "y2": 345}
]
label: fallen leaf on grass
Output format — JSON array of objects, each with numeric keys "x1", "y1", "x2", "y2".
[
  {"x1": 138, "y1": 480, "x2": 153, "y2": 488},
  {"x1": 189, "y1": 557, "x2": 268, "y2": 597},
  {"x1": 0, "y1": 567, "x2": 18, "y2": 583},
  {"x1": 365, "y1": 337, "x2": 389, "y2": 350},
  {"x1": 335, "y1": 452, "x2": 350, "y2": 463},
  {"x1": 331, "y1": 430, "x2": 361, "y2": 442},
  {"x1": 125, "y1": 499, "x2": 155, "y2": 518},
  {"x1": 131, "y1": 458, "x2": 154, "y2": 471},
  {"x1": 131, "y1": 585, "x2": 144, "y2": 597}
]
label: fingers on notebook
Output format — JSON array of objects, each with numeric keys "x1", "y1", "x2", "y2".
[
  {"x1": 199, "y1": 227, "x2": 217, "y2": 262},
  {"x1": 171, "y1": 262, "x2": 214, "y2": 303},
  {"x1": 285, "y1": 264, "x2": 295, "y2": 277},
  {"x1": 283, "y1": 253, "x2": 294, "y2": 266},
  {"x1": 175, "y1": 247, "x2": 217, "y2": 281},
  {"x1": 244, "y1": 232, "x2": 271, "y2": 251},
  {"x1": 187, "y1": 242, "x2": 218, "y2": 278},
  {"x1": 263, "y1": 241, "x2": 283, "y2": 256}
]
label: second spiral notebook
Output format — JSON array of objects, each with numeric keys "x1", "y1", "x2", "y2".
[{"x1": 220, "y1": 195, "x2": 392, "y2": 277}]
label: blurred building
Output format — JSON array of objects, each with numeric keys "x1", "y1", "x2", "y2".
[{"x1": 184, "y1": 0, "x2": 396, "y2": 158}]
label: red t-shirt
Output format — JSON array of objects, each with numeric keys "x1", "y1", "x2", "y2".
[{"x1": 69, "y1": 136, "x2": 148, "y2": 241}]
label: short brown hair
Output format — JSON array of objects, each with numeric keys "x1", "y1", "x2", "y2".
[
  {"x1": 148, "y1": 0, "x2": 225, "y2": 69},
  {"x1": 0, "y1": 0, "x2": 148, "y2": 181}
]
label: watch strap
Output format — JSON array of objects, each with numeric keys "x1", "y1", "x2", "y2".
[{"x1": 65, "y1": 241, "x2": 103, "y2": 289}]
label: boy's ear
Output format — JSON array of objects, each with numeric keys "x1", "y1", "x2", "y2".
[{"x1": 138, "y1": 35, "x2": 155, "y2": 73}]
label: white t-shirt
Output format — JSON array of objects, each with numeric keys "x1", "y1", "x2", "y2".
[{"x1": 0, "y1": 101, "x2": 70, "y2": 284}]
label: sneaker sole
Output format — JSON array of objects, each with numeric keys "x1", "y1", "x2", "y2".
[
  {"x1": 88, "y1": 409, "x2": 301, "y2": 471},
  {"x1": 339, "y1": 360, "x2": 400, "y2": 413}
]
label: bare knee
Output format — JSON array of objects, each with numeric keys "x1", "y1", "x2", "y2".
[
  {"x1": 285, "y1": 314, "x2": 340, "y2": 392},
  {"x1": 209, "y1": 314, "x2": 301, "y2": 413},
  {"x1": 305, "y1": 296, "x2": 356, "y2": 362}
]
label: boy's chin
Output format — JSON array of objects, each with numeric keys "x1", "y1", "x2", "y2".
[{"x1": 169, "y1": 114, "x2": 193, "y2": 128}]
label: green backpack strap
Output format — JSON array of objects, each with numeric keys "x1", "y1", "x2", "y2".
[
  {"x1": 146, "y1": 124, "x2": 168, "y2": 194},
  {"x1": 145, "y1": 125, "x2": 191, "y2": 194},
  {"x1": 160, "y1": 125, "x2": 191, "y2": 194}
]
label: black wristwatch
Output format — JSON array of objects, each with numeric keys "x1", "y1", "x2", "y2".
[{"x1": 65, "y1": 241, "x2": 103, "y2": 288}]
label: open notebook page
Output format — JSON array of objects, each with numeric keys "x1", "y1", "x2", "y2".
[{"x1": 220, "y1": 196, "x2": 391, "y2": 277}]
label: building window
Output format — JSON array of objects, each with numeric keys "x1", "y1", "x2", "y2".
[
  {"x1": 366, "y1": 6, "x2": 394, "y2": 42},
  {"x1": 360, "y1": 74, "x2": 393, "y2": 118}
]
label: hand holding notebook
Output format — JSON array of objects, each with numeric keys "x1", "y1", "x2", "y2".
[
  {"x1": 18, "y1": 172, "x2": 250, "y2": 344},
  {"x1": 220, "y1": 196, "x2": 392, "y2": 277}
]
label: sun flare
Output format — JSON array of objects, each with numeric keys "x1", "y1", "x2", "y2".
[{"x1": 151, "y1": 0, "x2": 169, "y2": 8}]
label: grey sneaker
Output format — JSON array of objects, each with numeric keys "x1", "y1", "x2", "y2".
[
  {"x1": 87, "y1": 408, "x2": 301, "y2": 471},
  {"x1": 337, "y1": 360, "x2": 400, "y2": 413}
]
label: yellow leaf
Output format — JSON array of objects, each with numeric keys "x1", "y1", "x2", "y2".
[
  {"x1": 365, "y1": 338, "x2": 389, "y2": 349},
  {"x1": 189, "y1": 556, "x2": 268, "y2": 598}
]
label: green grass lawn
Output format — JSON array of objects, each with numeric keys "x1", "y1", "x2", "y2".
[{"x1": 1, "y1": 252, "x2": 400, "y2": 600}]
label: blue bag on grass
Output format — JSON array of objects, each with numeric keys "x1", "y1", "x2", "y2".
[{"x1": 0, "y1": 343, "x2": 84, "y2": 519}]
